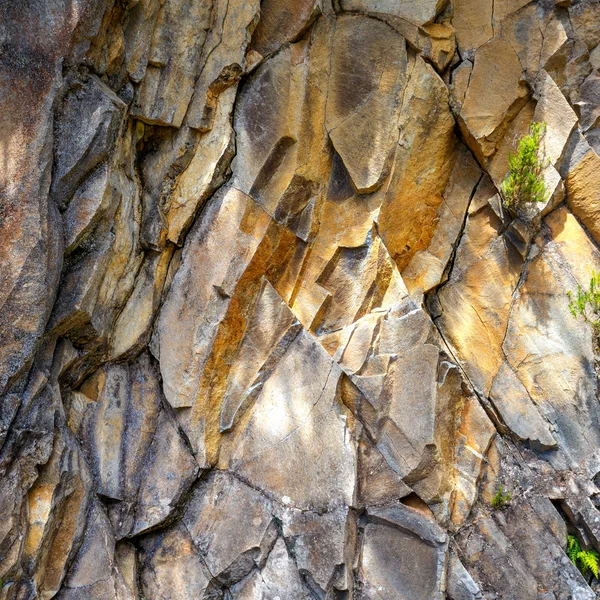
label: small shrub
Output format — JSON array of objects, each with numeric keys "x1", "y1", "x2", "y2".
[
  {"x1": 491, "y1": 484, "x2": 511, "y2": 509},
  {"x1": 568, "y1": 272, "x2": 600, "y2": 335},
  {"x1": 500, "y1": 121, "x2": 548, "y2": 210},
  {"x1": 568, "y1": 534, "x2": 600, "y2": 579}
]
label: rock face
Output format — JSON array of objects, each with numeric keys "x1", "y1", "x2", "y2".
[{"x1": 1, "y1": 1, "x2": 600, "y2": 599}]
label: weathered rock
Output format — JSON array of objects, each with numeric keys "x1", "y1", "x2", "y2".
[
  {"x1": 378, "y1": 55, "x2": 456, "y2": 271},
  {"x1": 341, "y1": 0, "x2": 444, "y2": 27},
  {"x1": 502, "y1": 207, "x2": 600, "y2": 472},
  {"x1": 229, "y1": 538, "x2": 313, "y2": 599},
  {"x1": 51, "y1": 75, "x2": 126, "y2": 207},
  {"x1": 248, "y1": 0, "x2": 318, "y2": 59},
  {"x1": 446, "y1": 550, "x2": 482, "y2": 600},
  {"x1": 5, "y1": 2, "x2": 600, "y2": 599},
  {"x1": 185, "y1": 0, "x2": 260, "y2": 132},
  {"x1": 566, "y1": 148, "x2": 600, "y2": 244},
  {"x1": 452, "y1": 0, "x2": 493, "y2": 58},
  {"x1": 139, "y1": 524, "x2": 220, "y2": 600},
  {"x1": 459, "y1": 35, "x2": 529, "y2": 162},
  {"x1": 403, "y1": 145, "x2": 482, "y2": 293},
  {"x1": 436, "y1": 179, "x2": 523, "y2": 396},
  {"x1": 326, "y1": 15, "x2": 407, "y2": 193},
  {"x1": 358, "y1": 504, "x2": 448, "y2": 600},
  {"x1": 130, "y1": 0, "x2": 213, "y2": 128},
  {"x1": 489, "y1": 362, "x2": 557, "y2": 450},
  {"x1": 229, "y1": 330, "x2": 356, "y2": 510},
  {"x1": 154, "y1": 186, "x2": 271, "y2": 412},
  {"x1": 183, "y1": 471, "x2": 276, "y2": 585}
]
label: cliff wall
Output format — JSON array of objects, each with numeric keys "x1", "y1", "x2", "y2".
[{"x1": 1, "y1": 0, "x2": 600, "y2": 598}]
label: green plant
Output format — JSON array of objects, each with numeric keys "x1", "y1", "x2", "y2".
[
  {"x1": 568, "y1": 534, "x2": 600, "y2": 579},
  {"x1": 500, "y1": 121, "x2": 548, "y2": 210},
  {"x1": 568, "y1": 272, "x2": 600, "y2": 334},
  {"x1": 491, "y1": 484, "x2": 511, "y2": 509}
]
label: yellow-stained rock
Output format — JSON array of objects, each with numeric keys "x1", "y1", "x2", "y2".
[
  {"x1": 566, "y1": 149, "x2": 600, "y2": 244},
  {"x1": 378, "y1": 55, "x2": 456, "y2": 271},
  {"x1": 459, "y1": 35, "x2": 529, "y2": 162}
]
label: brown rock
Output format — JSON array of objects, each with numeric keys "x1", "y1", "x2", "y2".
[
  {"x1": 378, "y1": 55, "x2": 456, "y2": 271},
  {"x1": 130, "y1": 0, "x2": 213, "y2": 127},
  {"x1": 459, "y1": 35, "x2": 529, "y2": 162},
  {"x1": 326, "y1": 15, "x2": 407, "y2": 193},
  {"x1": 341, "y1": 0, "x2": 444, "y2": 27},
  {"x1": 566, "y1": 149, "x2": 600, "y2": 244}
]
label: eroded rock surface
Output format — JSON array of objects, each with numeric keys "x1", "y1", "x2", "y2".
[{"x1": 2, "y1": 1, "x2": 600, "y2": 598}]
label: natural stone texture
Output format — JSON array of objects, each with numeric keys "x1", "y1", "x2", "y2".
[
  {"x1": 459, "y1": 35, "x2": 529, "y2": 162},
  {"x1": 452, "y1": 0, "x2": 493, "y2": 58},
  {"x1": 489, "y1": 362, "x2": 557, "y2": 451},
  {"x1": 130, "y1": 0, "x2": 213, "y2": 127},
  {"x1": 165, "y1": 86, "x2": 236, "y2": 244},
  {"x1": 4, "y1": 2, "x2": 600, "y2": 599},
  {"x1": 183, "y1": 471, "x2": 276, "y2": 585},
  {"x1": 447, "y1": 550, "x2": 482, "y2": 600},
  {"x1": 436, "y1": 179, "x2": 524, "y2": 396},
  {"x1": 154, "y1": 186, "x2": 271, "y2": 412},
  {"x1": 229, "y1": 330, "x2": 356, "y2": 510},
  {"x1": 51, "y1": 75, "x2": 126, "y2": 208},
  {"x1": 230, "y1": 538, "x2": 313, "y2": 599},
  {"x1": 341, "y1": 0, "x2": 444, "y2": 27},
  {"x1": 139, "y1": 524, "x2": 220, "y2": 600},
  {"x1": 566, "y1": 148, "x2": 600, "y2": 244},
  {"x1": 325, "y1": 15, "x2": 407, "y2": 193},
  {"x1": 358, "y1": 504, "x2": 448, "y2": 600},
  {"x1": 403, "y1": 145, "x2": 481, "y2": 293},
  {"x1": 249, "y1": 0, "x2": 319, "y2": 59},
  {"x1": 378, "y1": 55, "x2": 456, "y2": 271},
  {"x1": 185, "y1": 0, "x2": 260, "y2": 132},
  {"x1": 503, "y1": 208, "x2": 600, "y2": 472}
]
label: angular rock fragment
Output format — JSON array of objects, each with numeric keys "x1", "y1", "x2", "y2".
[
  {"x1": 459, "y1": 35, "x2": 529, "y2": 162},
  {"x1": 489, "y1": 362, "x2": 557, "y2": 451},
  {"x1": 341, "y1": 0, "x2": 444, "y2": 27},
  {"x1": 378, "y1": 55, "x2": 456, "y2": 270},
  {"x1": 183, "y1": 471, "x2": 276, "y2": 585},
  {"x1": 249, "y1": 0, "x2": 319, "y2": 59},
  {"x1": 51, "y1": 75, "x2": 126, "y2": 207},
  {"x1": 358, "y1": 504, "x2": 448, "y2": 600},
  {"x1": 326, "y1": 15, "x2": 407, "y2": 193},
  {"x1": 154, "y1": 186, "x2": 272, "y2": 412},
  {"x1": 566, "y1": 148, "x2": 600, "y2": 244},
  {"x1": 229, "y1": 330, "x2": 356, "y2": 511},
  {"x1": 229, "y1": 538, "x2": 313, "y2": 599},
  {"x1": 186, "y1": 0, "x2": 260, "y2": 132},
  {"x1": 140, "y1": 524, "x2": 221, "y2": 600},
  {"x1": 131, "y1": 0, "x2": 213, "y2": 127},
  {"x1": 403, "y1": 145, "x2": 482, "y2": 293}
]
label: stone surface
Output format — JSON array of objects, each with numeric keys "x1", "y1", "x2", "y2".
[
  {"x1": 566, "y1": 148, "x2": 600, "y2": 244},
  {"x1": 325, "y1": 15, "x2": 407, "y2": 193},
  {"x1": 3, "y1": 2, "x2": 600, "y2": 599}
]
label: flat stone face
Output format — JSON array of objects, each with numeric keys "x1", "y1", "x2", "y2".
[
  {"x1": 230, "y1": 330, "x2": 356, "y2": 510},
  {"x1": 4, "y1": 1, "x2": 600, "y2": 599},
  {"x1": 459, "y1": 35, "x2": 529, "y2": 160},
  {"x1": 326, "y1": 15, "x2": 408, "y2": 193},
  {"x1": 377, "y1": 55, "x2": 456, "y2": 272},
  {"x1": 358, "y1": 505, "x2": 447, "y2": 600},
  {"x1": 183, "y1": 471, "x2": 275, "y2": 584},
  {"x1": 566, "y1": 149, "x2": 600, "y2": 244}
]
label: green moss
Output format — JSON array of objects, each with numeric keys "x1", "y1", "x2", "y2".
[{"x1": 500, "y1": 121, "x2": 548, "y2": 210}]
